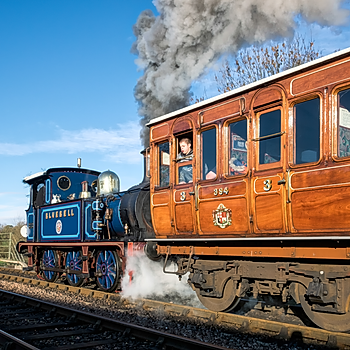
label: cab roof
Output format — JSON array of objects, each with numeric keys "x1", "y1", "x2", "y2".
[{"x1": 23, "y1": 167, "x2": 100, "y2": 185}]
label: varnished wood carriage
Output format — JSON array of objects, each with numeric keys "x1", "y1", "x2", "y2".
[{"x1": 146, "y1": 47, "x2": 350, "y2": 331}]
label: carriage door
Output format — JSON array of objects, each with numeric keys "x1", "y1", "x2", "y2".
[
  {"x1": 173, "y1": 121, "x2": 196, "y2": 235},
  {"x1": 151, "y1": 140, "x2": 175, "y2": 236},
  {"x1": 252, "y1": 105, "x2": 287, "y2": 234}
]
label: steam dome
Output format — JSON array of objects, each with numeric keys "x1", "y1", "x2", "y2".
[{"x1": 97, "y1": 170, "x2": 120, "y2": 196}]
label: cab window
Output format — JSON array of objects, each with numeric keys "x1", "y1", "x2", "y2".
[
  {"x1": 33, "y1": 182, "x2": 46, "y2": 208},
  {"x1": 158, "y1": 142, "x2": 170, "y2": 187},
  {"x1": 258, "y1": 109, "x2": 281, "y2": 164},
  {"x1": 201, "y1": 128, "x2": 216, "y2": 180},
  {"x1": 294, "y1": 98, "x2": 320, "y2": 164},
  {"x1": 228, "y1": 119, "x2": 247, "y2": 176},
  {"x1": 338, "y1": 88, "x2": 350, "y2": 158}
]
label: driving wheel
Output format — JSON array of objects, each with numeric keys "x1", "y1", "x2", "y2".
[
  {"x1": 65, "y1": 251, "x2": 85, "y2": 287},
  {"x1": 41, "y1": 249, "x2": 59, "y2": 283},
  {"x1": 95, "y1": 250, "x2": 120, "y2": 292}
]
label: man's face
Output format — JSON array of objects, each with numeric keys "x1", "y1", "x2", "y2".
[{"x1": 180, "y1": 141, "x2": 191, "y2": 155}]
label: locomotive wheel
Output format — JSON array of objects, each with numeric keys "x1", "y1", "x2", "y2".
[
  {"x1": 41, "y1": 249, "x2": 59, "y2": 283},
  {"x1": 95, "y1": 250, "x2": 120, "y2": 292},
  {"x1": 298, "y1": 283, "x2": 350, "y2": 332},
  {"x1": 195, "y1": 278, "x2": 241, "y2": 312},
  {"x1": 65, "y1": 251, "x2": 84, "y2": 287}
]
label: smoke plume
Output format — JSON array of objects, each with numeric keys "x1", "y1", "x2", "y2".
[
  {"x1": 132, "y1": 0, "x2": 348, "y2": 146},
  {"x1": 121, "y1": 252, "x2": 202, "y2": 307}
]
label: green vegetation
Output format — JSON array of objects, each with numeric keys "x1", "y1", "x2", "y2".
[{"x1": 0, "y1": 220, "x2": 25, "y2": 244}]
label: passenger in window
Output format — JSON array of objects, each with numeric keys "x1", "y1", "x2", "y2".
[
  {"x1": 204, "y1": 164, "x2": 216, "y2": 179},
  {"x1": 229, "y1": 133, "x2": 247, "y2": 175},
  {"x1": 177, "y1": 138, "x2": 193, "y2": 184},
  {"x1": 229, "y1": 154, "x2": 247, "y2": 175},
  {"x1": 339, "y1": 103, "x2": 350, "y2": 158},
  {"x1": 201, "y1": 128, "x2": 217, "y2": 180}
]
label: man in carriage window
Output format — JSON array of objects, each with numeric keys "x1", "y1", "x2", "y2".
[
  {"x1": 339, "y1": 98, "x2": 350, "y2": 158},
  {"x1": 177, "y1": 138, "x2": 193, "y2": 184},
  {"x1": 229, "y1": 133, "x2": 247, "y2": 175}
]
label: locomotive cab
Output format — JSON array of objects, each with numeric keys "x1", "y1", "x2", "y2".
[
  {"x1": 25, "y1": 168, "x2": 99, "y2": 207},
  {"x1": 21, "y1": 168, "x2": 100, "y2": 242}
]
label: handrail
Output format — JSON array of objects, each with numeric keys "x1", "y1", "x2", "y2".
[
  {"x1": 251, "y1": 131, "x2": 285, "y2": 142},
  {"x1": 163, "y1": 246, "x2": 193, "y2": 275}
]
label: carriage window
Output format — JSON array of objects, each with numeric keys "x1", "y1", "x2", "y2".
[
  {"x1": 158, "y1": 142, "x2": 170, "y2": 187},
  {"x1": 259, "y1": 110, "x2": 281, "y2": 164},
  {"x1": 229, "y1": 120, "x2": 247, "y2": 175},
  {"x1": 177, "y1": 137, "x2": 193, "y2": 184},
  {"x1": 338, "y1": 88, "x2": 350, "y2": 158},
  {"x1": 201, "y1": 128, "x2": 216, "y2": 180},
  {"x1": 294, "y1": 98, "x2": 320, "y2": 164}
]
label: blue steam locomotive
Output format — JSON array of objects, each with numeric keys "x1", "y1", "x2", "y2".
[{"x1": 17, "y1": 153, "x2": 156, "y2": 292}]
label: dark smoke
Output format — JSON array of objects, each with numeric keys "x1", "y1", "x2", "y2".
[{"x1": 133, "y1": 0, "x2": 349, "y2": 147}]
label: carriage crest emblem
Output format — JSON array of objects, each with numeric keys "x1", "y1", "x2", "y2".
[{"x1": 212, "y1": 203, "x2": 232, "y2": 229}]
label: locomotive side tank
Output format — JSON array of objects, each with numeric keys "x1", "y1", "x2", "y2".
[
  {"x1": 17, "y1": 155, "x2": 155, "y2": 292},
  {"x1": 146, "y1": 47, "x2": 350, "y2": 332}
]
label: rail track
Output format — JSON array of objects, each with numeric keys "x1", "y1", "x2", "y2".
[
  {"x1": 0, "y1": 267, "x2": 349, "y2": 349},
  {"x1": 0, "y1": 290, "x2": 228, "y2": 350}
]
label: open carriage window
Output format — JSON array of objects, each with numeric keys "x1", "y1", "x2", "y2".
[
  {"x1": 201, "y1": 128, "x2": 216, "y2": 180},
  {"x1": 258, "y1": 110, "x2": 281, "y2": 164},
  {"x1": 158, "y1": 142, "x2": 170, "y2": 187},
  {"x1": 176, "y1": 134, "x2": 193, "y2": 184},
  {"x1": 228, "y1": 120, "x2": 247, "y2": 176},
  {"x1": 294, "y1": 98, "x2": 320, "y2": 164},
  {"x1": 338, "y1": 88, "x2": 350, "y2": 158}
]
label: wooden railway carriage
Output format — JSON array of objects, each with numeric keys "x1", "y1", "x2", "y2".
[{"x1": 146, "y1": 47, "x2": 350, "y2": 332}]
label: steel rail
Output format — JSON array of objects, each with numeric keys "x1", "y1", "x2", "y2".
[
  {"x1": 0, "y1": 290, "x2": 227, "y2": 350},
  {"x1": 0, "y1": 329, "x2": 39, "y2": 350}
]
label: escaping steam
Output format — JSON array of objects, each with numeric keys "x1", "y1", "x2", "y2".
[
  {"x1": 132, "y1": 0, "x2": 349, "y2": 146},
  {"x1": 121, "y1": 252, "x2": 202, "y2": 307}
]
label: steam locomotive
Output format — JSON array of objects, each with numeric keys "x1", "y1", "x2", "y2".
[
  {"x1": 17, "y1": 152, "x2": 157, "y2": 292},
  {"x1": 18, "y1": 47, "x2": 350, "y2": 332}
]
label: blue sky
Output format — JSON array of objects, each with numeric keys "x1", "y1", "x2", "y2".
[{"x1": 1, "y1": 0, "x2": 350, "y2": 225}]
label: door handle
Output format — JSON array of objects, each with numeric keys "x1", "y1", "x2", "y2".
[
  {"x1": 278, "y1": 171, "x2": 291, "y2": 203},
  {"x1": 286, "y1": 169, "x2": 291, "y2": 203},
  {"x1": 189, "y1": 185, "x2": 199, "y2": 210}
]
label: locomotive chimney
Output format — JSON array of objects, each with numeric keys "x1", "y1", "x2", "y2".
[{"x1": 140, "y1": 148, "x2": 150, "y2": 185}]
